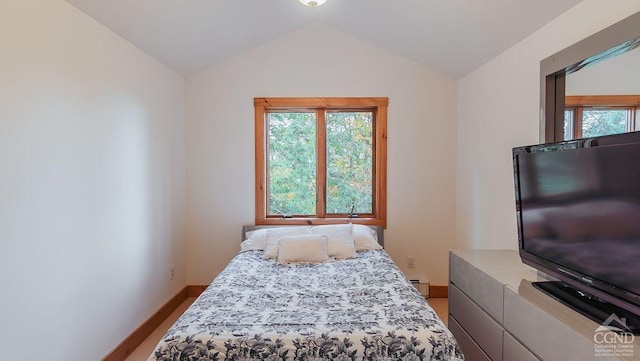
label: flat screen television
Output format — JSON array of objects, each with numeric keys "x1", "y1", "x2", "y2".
[{"x1": 513, "y1": 131, "x2": 640, "y2": 333}]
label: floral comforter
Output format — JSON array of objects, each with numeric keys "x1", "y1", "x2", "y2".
[{"x1": 148, "y1": 250, "x2": 464, "y2": 361}]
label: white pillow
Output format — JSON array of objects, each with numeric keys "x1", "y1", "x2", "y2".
[
  {"x1": 240, "y1": 228, "x2": 269, "y2": 252},
  {"x1": 277, "y1": 235, "x2": 329, "y2": 264},
  {"x1": 310, "y1": 224, "x2": 356, "y2": 259},
  {"x1": 263, "y1": 226, "x2": 311, "y2": 259},
  {"x1": 352, "y1": 224, "x2": 382, "y2": 251}
]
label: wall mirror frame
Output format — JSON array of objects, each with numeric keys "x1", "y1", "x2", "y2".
[{"x1": 540, "y1": 11, "x2": 640, "y2": 142}]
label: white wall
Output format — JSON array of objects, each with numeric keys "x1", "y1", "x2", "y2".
[
  {"x1": 456, "y1": 1, "x2": 640, "y2": 250},
  {"x1": 0, "y1": 1, "x2": 186, "y2": 360},
  {"x1": 186, "y1": 23, "x2": 457, "y2": 286},
  {"x1": 566, "y1": 47, "x2": 640, "y2": 95}
]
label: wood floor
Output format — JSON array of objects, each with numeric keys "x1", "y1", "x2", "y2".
[
  {"x1": 123, "y1": 297, "x2": 197, "y2": 361},
  {"x1": 125, "y1": 297, "x2": 449, "y2": 361},
  {"x1": 428, "y1": 297, "x2": 449, "y2": 326}
]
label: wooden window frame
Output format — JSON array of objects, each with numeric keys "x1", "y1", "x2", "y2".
[
  {"x1": 564, "y1": 95, "x2": 640, "y2": 139},
  {"x1": 254, "y1": 97, "x2": 388, "y2": 227}
]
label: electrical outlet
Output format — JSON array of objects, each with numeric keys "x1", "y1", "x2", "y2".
[
  {"x1": 170, "y1": 265, "x2": 175, "y2": 280},
  {"x1": 407, "y1": 256, "x2": 415, "y2": 268}
]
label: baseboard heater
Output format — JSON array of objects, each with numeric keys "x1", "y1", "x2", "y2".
[{"x1": 410, "y1": 279, "x2": 429, "y2": 298}]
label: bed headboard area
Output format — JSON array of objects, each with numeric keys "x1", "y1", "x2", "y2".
[{"x1": 242, "y1": 224, "x2": 384, "y2": 248}]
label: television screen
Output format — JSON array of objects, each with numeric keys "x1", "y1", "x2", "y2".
[{"x1": 513, "y1": 132, "x2": 640, "y2": 316}]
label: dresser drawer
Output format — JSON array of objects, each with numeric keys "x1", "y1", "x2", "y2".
[
  {"x1": 503, "y1": 331, "x2": 539, "y2": 361},
  {"x1": 450, "y1": 252, "x2": 504, "y2": 323},
  {"x1": 449, "y1": 284, "x2": 503, "y2": 361},
  {"x1": 449, "y1": 316, "x2": 492, "y2": 361},
  {"x1": 503, "y1": 286, "x2": 604, "y2": 361}
]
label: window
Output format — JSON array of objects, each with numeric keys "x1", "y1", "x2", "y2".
[
  {"x1": 564, "y1": 95, "x2": 640, "y2": 140},
  {"x1": 254, "y1": 97, "x2": 388, "y2": 226}
]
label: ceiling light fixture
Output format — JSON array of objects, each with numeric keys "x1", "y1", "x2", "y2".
[{"x1": 298, "y1": 0, "x2": 327, "y2": 7}]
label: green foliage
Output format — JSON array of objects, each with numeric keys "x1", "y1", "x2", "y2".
[
  {"x1": 268, "y1": 112, "x2": 316, "y2": 215},
  {"x1": 267, "y1": 111, "x2": 373, "y2": 216},
  {"x1": 581, "y1": 109, "x2": 627, "y2": 138},
  {"x1": 326, "y1": 112, "x2": 373, "y2": 214}
]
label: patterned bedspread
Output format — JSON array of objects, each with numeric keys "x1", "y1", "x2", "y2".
[{"x1": 149, "y1": 250, "x2": 464, "y2": 361}]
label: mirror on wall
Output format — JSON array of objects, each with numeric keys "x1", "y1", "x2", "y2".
[
  {"x1": 563, "y1": 46, "x2": 640, "y2": 140},
  {"x1": 540, "y1": 11, "x2": 640, "y2": 142}
]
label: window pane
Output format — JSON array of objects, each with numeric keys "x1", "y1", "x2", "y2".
[
  {"x1": 326, "y1": 111, "x2": 373, "y2": 214},
  {"x1": 267, "y1": 112, "x2": 316, "y2": 216},
  {"x1": 564, "y1": 109, "x2": 574, "y2": 140},
  {"x1": 582, "y1": 109, "x2": 628, "y2": 138}
]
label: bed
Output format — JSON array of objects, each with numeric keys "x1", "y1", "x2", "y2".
[{"x1": 148, "y1": 224, "x2": 463, "y2": 361}]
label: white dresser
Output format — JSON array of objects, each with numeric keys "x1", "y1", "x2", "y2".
[{"x1": 448, "y1": 249, "x2": 639, "y2": 361}]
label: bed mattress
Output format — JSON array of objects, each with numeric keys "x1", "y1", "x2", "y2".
[{"x1": 149, "y1": 250, "x2": 463, "y2": 360}]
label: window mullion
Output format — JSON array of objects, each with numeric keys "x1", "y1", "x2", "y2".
[
  {"x1": 316, "y1": 109, "x2": 326, "y2": 218},
  {"x1": 627, "y1": 107, "x2": 634, "y2": 132},
  {"x1": 574, "y1": 107, "x2": 583, "y2": 139}
]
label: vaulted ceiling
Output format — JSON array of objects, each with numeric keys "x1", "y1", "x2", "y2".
[{"x1": 65, "y1": 0, "x2": 582, "y2": 78}]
